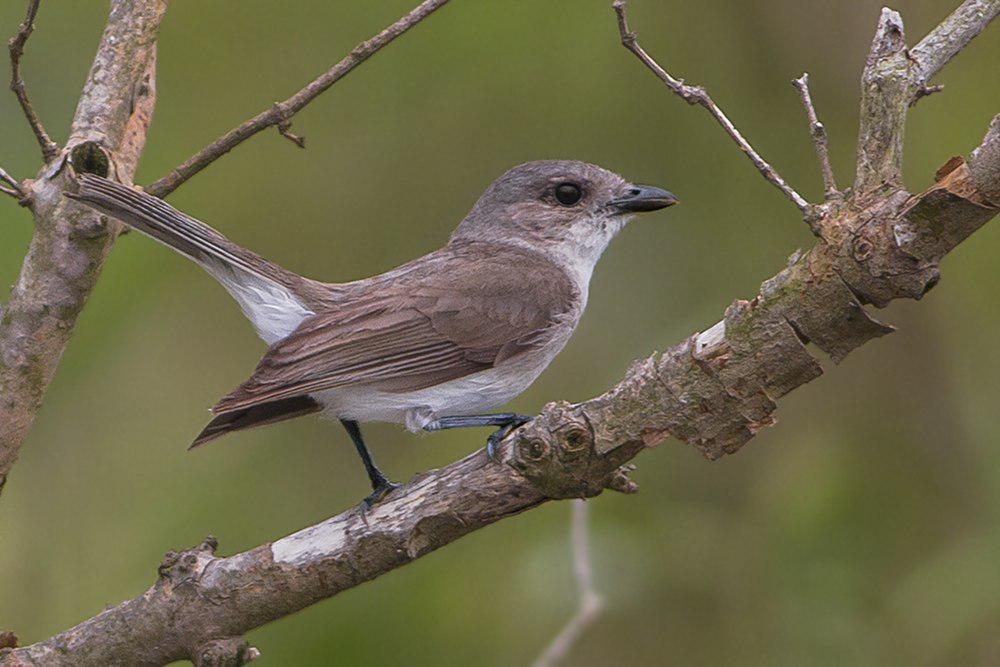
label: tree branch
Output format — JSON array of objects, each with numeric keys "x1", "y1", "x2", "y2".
[
  {"x1": 612, "y1": 0, "x2": 811, "y2": 215},
  {"x1": 8, "y1": 0, "x2": 59, "y2": 163},
  {"x1": 533, "y1": 499, "x2": 605, "y2": 667},
  {"x1": 791, "y1": 73, "x2": 840, "y2": 201},
  {"x1": 909, "y1": 0, "x2": 1000, "y2": 90},
  {"x1": 144, "y1": 0, "x2": 451, "y2": 199},
  {"x1": 0, "y1": 0, "x2": 167, "y2": 495}
]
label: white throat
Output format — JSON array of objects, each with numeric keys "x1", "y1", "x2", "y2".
[{"x1": 502, "y1": 215, "x2": 629, "y2": 294}]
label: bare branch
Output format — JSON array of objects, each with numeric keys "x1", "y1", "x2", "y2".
[
  {"x1": 6, "y1": 114, "x2": 999, "y2": 666},
  {"x1": 611, "y1": 0, "x2": 810, "y2": 213},
  {"x1": 8, "y1": 0, "x2": 59, "y2": 163},
  {"x1": 791, "y1": 73, "x2": 840, "y2": 201},
  {"x1": 854, "y1": 8, "x2": 910, "y2": 195},
  {"x1": 144, "y1": 0, "x2": 451, "y2": 199},
  {"x1": 534, "y1": 499, "x2": 604, "y2": 667},
  {"x1": 909, "y1": 0, "x2": 1000, "y2": 90}
]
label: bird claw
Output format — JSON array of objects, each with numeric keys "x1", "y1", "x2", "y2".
[
  {"x1": 485, "y1": 416, "x2": 532, "y2": 461},
  {"x1": 359, "y1": 480, "x2": 402, "y2": 511}
]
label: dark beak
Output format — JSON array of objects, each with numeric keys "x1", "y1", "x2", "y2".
[{"x1": 610, "y1": 184, "x2": 679, "y2": 212}]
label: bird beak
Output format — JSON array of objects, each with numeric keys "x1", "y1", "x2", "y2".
[{"x1": 610, "y1": 184, "x2": 679, "y2": 212}]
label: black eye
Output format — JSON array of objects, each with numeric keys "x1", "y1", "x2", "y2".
[{"x1": 554, "y1": 182, "x2": 583, "y2": 206}]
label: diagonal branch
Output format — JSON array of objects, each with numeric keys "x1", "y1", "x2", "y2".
[
  {"x1": 533, "y1": 499, "x2": 605, "y2": 667},
  {"x1": 612, "y1": 0, "x2": 810, "y2": 214},
  {"x1": 144, "y1": 0, "x2": 451, "y2": 199},
  {"x1": 909, "y1": 0, "x2": 1000, "y2": 91},
  {"x1": 6, "y1": 113, "x2": 998, "y2": 667},
  {"x1": 8, "y1": 0, "x2": 59, "y2": 163},
  {"x1": 791, "y1": 73, "x2": 840, "y2": 201}
]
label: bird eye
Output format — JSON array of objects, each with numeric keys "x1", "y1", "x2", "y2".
[{"x1": 554, "y1": 183, "x2": 583, "y2": 206}]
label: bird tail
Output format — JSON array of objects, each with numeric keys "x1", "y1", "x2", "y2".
[{"x1": 67, "y1": 174, "x2": 314, "y2": 343}]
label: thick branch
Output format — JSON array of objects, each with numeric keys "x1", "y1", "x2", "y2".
[
  {"x1": 8, "y1": 0, "x2": 59, "y2": 163},
  {"x1": 0, "y1": 0, "x2": 166, "y2": 494},
  {"x1": 612, "y1": 0, "x2": 810, "y2": 214},
  {"x1": 791, "y1": 73, "x2": 840, "y2": 201},
  {"x1": 6, "y1": 115, "x2": 998, "y2": 667},
  {"x1": 144, "y1": 0, "x2": 451, "y2": 199}
]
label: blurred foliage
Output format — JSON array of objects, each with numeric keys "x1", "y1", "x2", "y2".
[{"x1": 1, "y1": 1, "x2": 999, "y2": 665}]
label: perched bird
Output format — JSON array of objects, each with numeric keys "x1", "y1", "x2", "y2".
[{"x1": 69, "y1": 161, "x2": 677, "y2": 506}]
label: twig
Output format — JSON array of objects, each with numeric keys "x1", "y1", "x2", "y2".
[
  {"x1": 611, "y1": 0, "x2": 809, "y2": 213},
  {"x1": 0, "y1": 166, "x2": 24, "y2": 200},
  {"x1": 534, "y1": 499, "x2": 604, "y2": 667},
  {"x1": 144, "y1": 0, "x2": 451, "y2": 198},
  {"x1": 8, "y1": 0, "x2": 59, "y2": 163},
  {"x1": 791, "y1": 73, "x2": 840, "y2": 201}
]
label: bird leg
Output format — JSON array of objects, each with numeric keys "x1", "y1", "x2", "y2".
[
  {"x1": 424, "y1": 413, "x2": 533, "y2": 460},
  {"x1": 340, "y1": 419, "x2": 400, "y2": 508}
]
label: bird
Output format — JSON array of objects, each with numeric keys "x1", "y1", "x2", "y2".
[{"x1": 68, "y1": 161, "x2": 677, "y2": 507}]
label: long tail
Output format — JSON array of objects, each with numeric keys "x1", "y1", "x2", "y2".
[{"x1": 67, "y1": 174, "x2": 314, "y2": 344}]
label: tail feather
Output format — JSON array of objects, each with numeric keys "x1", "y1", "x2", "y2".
[
  {"x1": 68, "y1": 174, "x2": 268, "y2": 280},
  {"x1": 67, "y1": 174, "x2": 315, "y2": 344},
  {"x1": 191, "y1": 395, "x2": 322, "y2": 448}
]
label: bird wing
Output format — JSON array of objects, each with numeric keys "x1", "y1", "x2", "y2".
[{"x1": 212, "y1": 247, "x2": 579, "y2": 414}]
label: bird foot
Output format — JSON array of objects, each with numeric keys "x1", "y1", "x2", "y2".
[
  {"x1": 485, "y1": 415, "x2": 533, "y2": 461},
  {"x1": 360, "y1": 479, "x2": 402, "y2": 511}
]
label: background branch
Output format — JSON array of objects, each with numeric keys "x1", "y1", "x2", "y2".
[
  {"x1": 8, "y1": 0, "x2": 58, "y2": 163},
  {"x1": 612, "y1": 0, "x2": 811, "y2": 214},
  {"x1": 144, "y1": 0, "x2": 451, "y2": 199},
  {"x1": 533, "y1": 499, "x2": 604, "y2": 667}
]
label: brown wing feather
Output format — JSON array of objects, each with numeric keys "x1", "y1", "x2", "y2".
[{"x1": 212, "y1": 246, "x2": 578, "y2": 415}]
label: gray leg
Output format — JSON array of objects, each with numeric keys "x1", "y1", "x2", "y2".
[{"x1": 424, "y1": 413, "x2": 533, "y2": 460}]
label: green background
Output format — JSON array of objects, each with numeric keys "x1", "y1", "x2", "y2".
[{"x1": 2, "y1": 1, "x2": 1000, "y2": 664}]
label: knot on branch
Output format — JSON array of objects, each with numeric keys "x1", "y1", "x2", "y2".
[
  {"x1": 508, "y1": 402, "x2": 635, "y2": 499},
  {"x1": 193, "y1": 637, "x2": 260, "y2": 667},
  {"x1": 158, "y1": 535, "x2": 218, "y2": 587}
]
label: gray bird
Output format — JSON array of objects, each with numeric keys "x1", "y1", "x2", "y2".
[{"x1": 69, "y1": 161, "x2": 677, "y2": 506}]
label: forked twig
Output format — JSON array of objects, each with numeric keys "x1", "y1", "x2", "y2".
[
  {"x1": 8, "y1": 0, "x2": 59, "y2": 163},
  {"x1": 612, "y1": 0, "x2": 810, "y2": 213},
  {"x1": 145, "y1": 0, "x2": 451, "y2": 198},
  {"x1": 0, "y1": 165, "x2": 25, "y2": 200},
  {"x1": 534, "y1": 499, "x2": 603, "y2": 667},
  {"x1": 792, "y1": 73, "x2": 840, "y2": 200}
]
